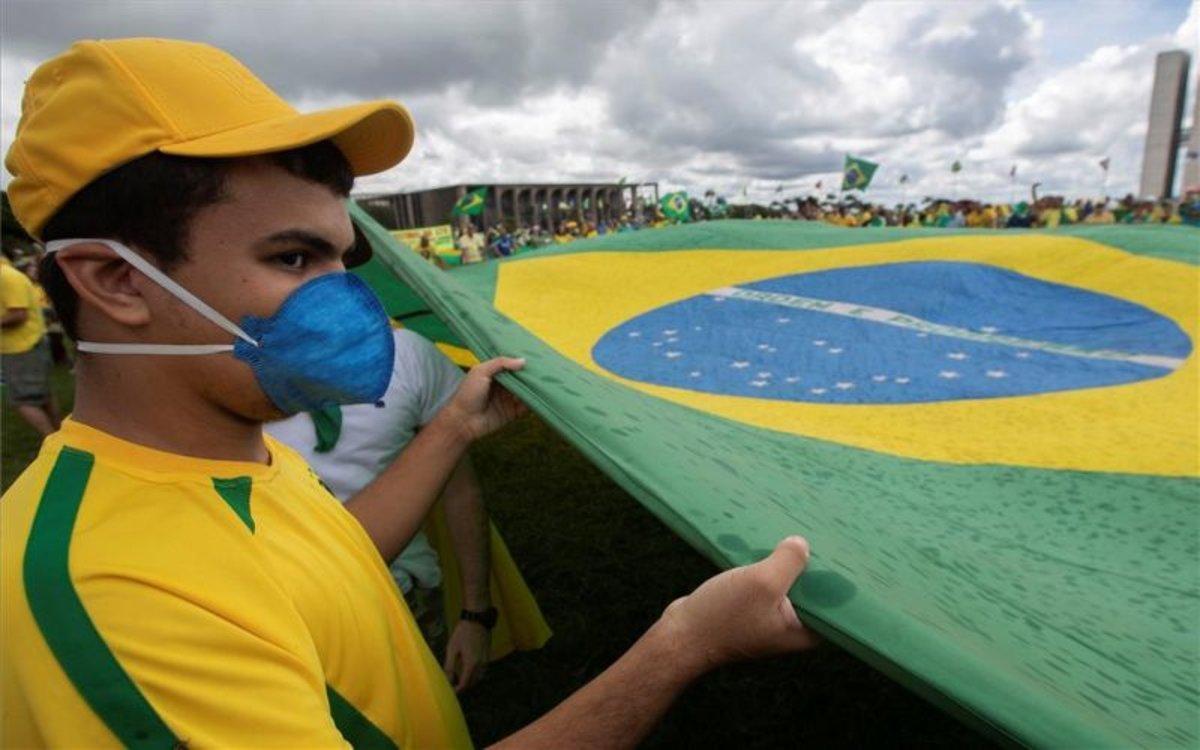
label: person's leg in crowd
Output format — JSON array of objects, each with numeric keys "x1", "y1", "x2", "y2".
[{"x1": 6, "y1": 339, "x2": 60, "y2": 437}]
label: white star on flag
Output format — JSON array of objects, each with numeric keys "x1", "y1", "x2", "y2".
[
  {"x1": 757, "y1": 344, "x2": 770, "y2": 350},
  {"x1": 828, "y1": 348, "x2": 844, "y2": 354},
  {"x1": 750, "y1": 380, "x2": 769, "y2": 387},
  {"x1": 663, "y1": 329, "x2": 678, "y2": 335},
  {"x1": 732, "y1": 361, "x2": 750, "y2": 369},
  {"x1": 688, "y1": 371, "x2": 702, "y2": 378},
  {"x1": 812, "y1": 340, "x2": 827, "y2": 346},
  {"x1": 871, "y1": 375, "x2": 887, "y2": 382},
  {"x1": 785, "y1": 376, "x2": 800, "y2": 383},
  {"x1": 667, "y1": 337, "x2": 679, "y2": 343},
  {"x1": 986, "y1": 370, "x2": 1008, "y2": 378},
  {"x1": 834, "y1": 382, "x2": 855, "y2": 390},
  {"x1": 628, "y1": 331, "x2": 642, "y2": 338},
  {"x1": 947, "y1": 352, "x2": 968, "y2": 360},
  {"x1": 810, "y1": 387, "x2": 828, "y2": 395},
  {"x1": 1015, "y1": 351, "x2": 1031, "y2": 359},
  {"x1": 665, "y1": 351, "x2": 683, "y2": 359},
  {"x1": 776, "y1": 317, "x2": 791, "y2": 324},
  {"x1": 939, "y1": 371, "x2": 960, "y2": 379},
  {"x1": 757, "y1": 371, "x2": 772, "y2": 378},
  {"x1": 980, "y1": 326, "x2": 999, "y2": 333},
  {"x1": 894, "y1": 377, "x2": 911, "y2": 384}
]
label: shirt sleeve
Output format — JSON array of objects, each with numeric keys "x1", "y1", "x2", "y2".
[
  {"x1": 390, "y1": 329, "x2": 465, "y2": 427},
  {"x1": 73, "y1": 568, "x2": 350, "y2": 748}
]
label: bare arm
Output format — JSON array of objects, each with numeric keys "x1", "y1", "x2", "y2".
[
  {"x1": 491, "y1": 537, "x2": 818, "y2": 749},
  {"x1": 343, "y1": 409, "x2": 469, "y2": 562},
  {"x1": 2, "y1": 307, "x2": 28, "y2": 328},
  {"x1": 442, "y1": 458, "x2": 491, "y2": 611},
  {"x1": 343, "y1": 357, "x2": 526, "y2": 563},
  {"x1": 491, "y1": 618, "x2": 697, "y2": 749},
  {"x1": 439, "y1": 458, "x2": 493, "y2": 691}
]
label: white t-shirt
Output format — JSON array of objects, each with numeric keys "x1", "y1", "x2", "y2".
[
  {"x1": 456, "y1": 233, "x2": 485, "y2": 264},
  {"x1": 266, "y1": 329, "x2": 465, "y2": 593}
]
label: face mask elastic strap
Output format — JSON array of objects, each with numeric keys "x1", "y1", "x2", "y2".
[
  {"x1": 76, "y1": 342, "x2": 235, "y2": 355},
  {"x1": 44, "y1": 238, "x2": 259, "y2": 348}
]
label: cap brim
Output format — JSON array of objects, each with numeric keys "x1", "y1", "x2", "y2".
[{"x1": 160, "y1": 100, "x2": 414, "y2": 176}]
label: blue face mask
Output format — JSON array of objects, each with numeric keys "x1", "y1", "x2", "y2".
[{"x1": 44, "y1": 238, "x2": 395, "y2": 415}]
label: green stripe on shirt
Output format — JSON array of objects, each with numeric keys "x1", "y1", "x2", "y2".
[{"x1": 24, "y1": 446, "x2": 177, "y2": 748}]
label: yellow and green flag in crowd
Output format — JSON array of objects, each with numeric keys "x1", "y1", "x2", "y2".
[
  {"x1": 841, "y1": 155, "x2": 878, "y2": 190},
  {"x1": 451, "y1": 187, "x2": 488, "y2": 217},
  {"x1": 660, "y1": 191, "x2": 690, "y2": 221},
  {"x1": 350, "y1": 203, "x2": 1199, "y2": 749}
]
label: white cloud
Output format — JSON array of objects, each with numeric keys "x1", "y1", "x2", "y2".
[{"x1": 1, "y1": 0, "x2": 1196, "y2": 205}]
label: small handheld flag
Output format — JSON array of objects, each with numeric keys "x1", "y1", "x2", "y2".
[
  {"x1": 660, "y1": 192, "x2": 691, "y2": 221},
  {"x1": 951, "y1": 161, "x2": 963, "y2": 174},
  {"x1": 842, "y1": 155, "x2": 879, "y2": 191},
  {"x1": 451, "y1": 187, "x2": 488, "y2": 217},
  {"x1": 1099, "y1": 158, "x2": 1111, "y2": 172}
]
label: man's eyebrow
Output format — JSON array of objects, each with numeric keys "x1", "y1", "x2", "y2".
[{"x1": 260, "y1": 229, "x2": 355, "y2": 256}]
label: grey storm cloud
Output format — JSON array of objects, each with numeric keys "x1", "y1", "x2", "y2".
[
  {"x1": 594, "y1": 1, "x2": 1037, "y2": 179},
  {"x1": 1, "y1": 0, "x2": 1187, "y2": 199},
  {"x1": 0, "y1": 0, "x2": 657, "y2": 102},
  {"x1": 891, "y1": 3, "x2": 1036, "y2": 137}
]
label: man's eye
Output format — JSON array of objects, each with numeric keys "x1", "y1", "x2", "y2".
[{"x1": 275, "y1": 252, "x2": 308, "y2": 269}]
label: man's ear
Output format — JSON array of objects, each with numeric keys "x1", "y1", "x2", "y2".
[{"x1": 52, "y1": 244, "x2": 153, "y2": 330}]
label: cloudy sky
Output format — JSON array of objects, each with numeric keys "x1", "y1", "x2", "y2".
[{"x1": 2, "y1": 0, "x2": 1197, "y2": 204}]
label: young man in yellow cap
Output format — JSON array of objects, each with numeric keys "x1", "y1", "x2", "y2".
[{"x1": 1, "y1": 38, "x2": 818, "y2": 748}]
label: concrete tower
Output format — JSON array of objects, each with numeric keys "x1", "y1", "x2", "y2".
[
  {"x1": 1139, "y1": 50, "x2": 1190, "y2": 199},
  {"x1": 1183, "y1": 60, "x2": 1200, "y2": 192}
]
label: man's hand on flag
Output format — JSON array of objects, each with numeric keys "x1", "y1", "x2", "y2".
[
  {"x1": 441, "y1": 356, "x2": 529, "y2": 441},
  {"x1": 657, "y1": 536, "x2": 820, "y2": 677}
]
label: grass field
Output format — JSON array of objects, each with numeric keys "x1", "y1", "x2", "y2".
[{"x1": 3, "y1": 364, "x2": 990, "y2": 748}]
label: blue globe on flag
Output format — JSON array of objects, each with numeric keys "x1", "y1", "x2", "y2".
[{"x1": 592, "y1": 261, "x2": 1191, "y2": 404}]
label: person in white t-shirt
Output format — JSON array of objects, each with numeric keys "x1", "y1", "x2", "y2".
[
  {"x1": 455, "y1": 223, "x2": 486, "y2": 265},
  {"x1": 267, "y1": 328, "x2": 493, "y2": 692}
]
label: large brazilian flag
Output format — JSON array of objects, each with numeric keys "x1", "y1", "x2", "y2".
[{"x1": 350, "y1": 204, "x2": 1199, "y2": 748}]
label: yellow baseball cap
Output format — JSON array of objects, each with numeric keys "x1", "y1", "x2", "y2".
[{"x1": 5, "y1": 38, "x2": 415, "y2": 238}]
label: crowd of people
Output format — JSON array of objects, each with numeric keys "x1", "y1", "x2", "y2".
[
  {"x1": 793, "y1": 192, "x2": 1200, "y2": 229},
  {"x1": 442, "y1": 214, "x2": 667, "y2": 265},
  {"x1": 439, "y1": 191, "x2": 1199, "y2": 266}
]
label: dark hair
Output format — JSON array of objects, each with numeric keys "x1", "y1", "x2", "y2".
[{"x1": 40, "y1": 141, "x2": 354, "y2": 339}]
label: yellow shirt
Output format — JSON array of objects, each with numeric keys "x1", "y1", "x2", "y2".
[
  {"x1": 1, "y1": 259, "x2": 46, "y2": 354},
  {"x1": 1, "y1": 419, "x2": 471, "y2": 749}
]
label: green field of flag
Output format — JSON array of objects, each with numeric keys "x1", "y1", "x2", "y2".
[{"x1": 350, "y1": 202, "x2": 1199, "y2": 747}]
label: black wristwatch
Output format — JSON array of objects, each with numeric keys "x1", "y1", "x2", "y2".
[{"x1": 460, "y1": 606, "x2": 499, "y2": 630}]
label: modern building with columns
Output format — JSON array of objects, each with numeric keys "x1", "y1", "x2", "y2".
[{"x1": 356, "y1": 182, "x2": 660, "y2": 231}]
